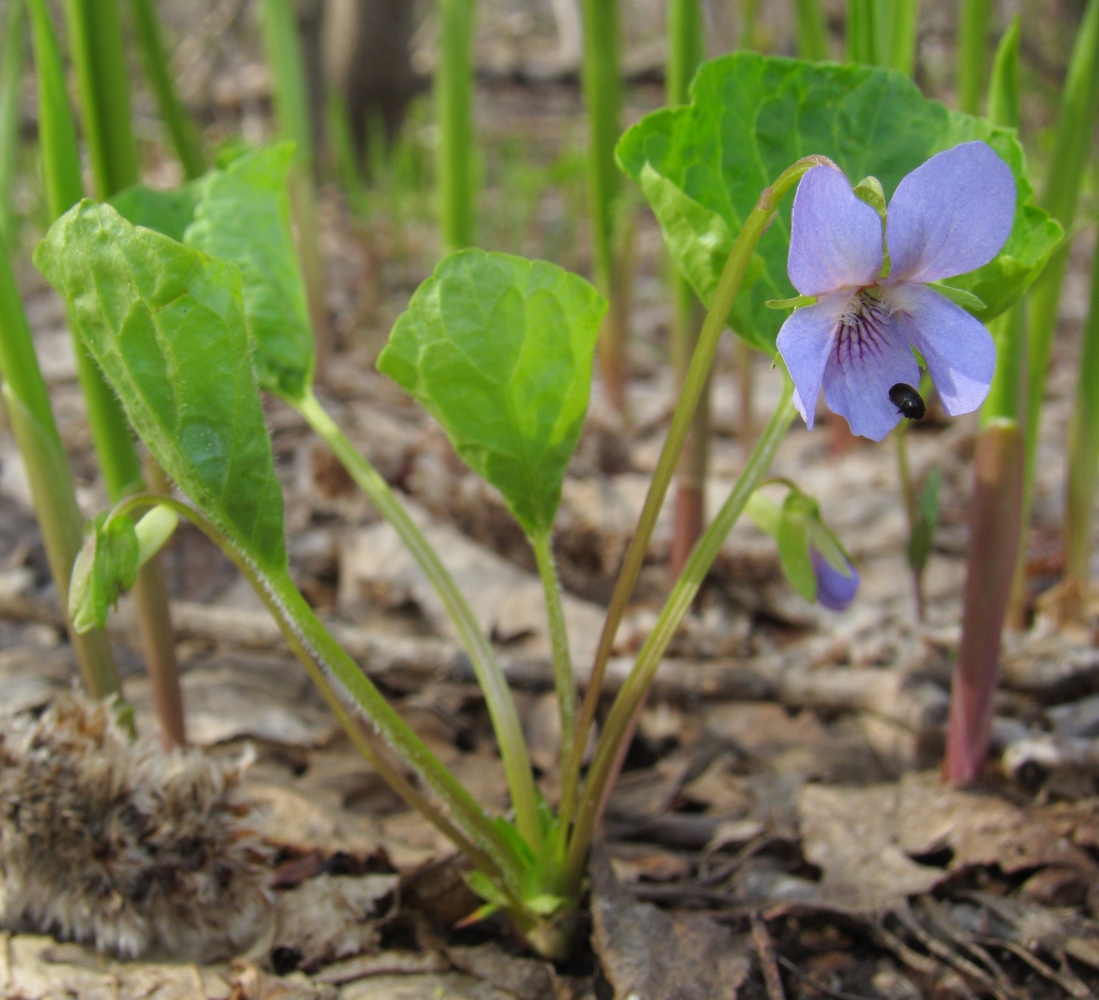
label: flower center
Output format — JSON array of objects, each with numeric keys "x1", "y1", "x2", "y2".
[{"x1": 833, "y1": 289, "x2": 890, "y2": 367}]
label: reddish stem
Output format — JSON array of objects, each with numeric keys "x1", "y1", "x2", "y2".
[{"x1": 944, "y1": 421, "x2": 1024, "y2": 785}]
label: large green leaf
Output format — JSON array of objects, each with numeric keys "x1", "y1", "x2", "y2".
[
  {"x1": 617, "y1": 53, "x2": 1062, "y2": 355},
  {"x1": 34, "y1": 201, "x2": 287, "y2": 573},
  {"x1": 110, "y1": 181, "x2": 199, "y2": 242},
  {"x1": 184, "y1": 143, "x2": 314, "y2": 401},
  {"x1": 377, "y1": 249, "x2": 607, "y2": 540}
]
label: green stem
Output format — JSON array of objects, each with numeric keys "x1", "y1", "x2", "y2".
[
  {"x1": 60, "y1": 0, "x2": 140, "y2": 198},
  {"x1": 793, "y1": 0, "x2": 830, "y2": 61},
  {"x1": 532, "y1": 531, "x2": 576, "y2": 759},
  {"x1": 0, "y1": 0, "x2": 25, "y2": 247},
  {"x1": 846, "y1": 0, "x2": 879, "y2": 65},
  {"x1": 894, "y1": 423, "x2": 926, "y2": 622},
  {"x1": 1063, "y1": 224, "x2": 1099, "y2": 598},
  {"x1": 259, "y1": 0, "x2": 328, "y2": 376},
  {"x1": 110, "y1": 492, "x2": 525, "y2": 893},
  {"x1": 956, "y1": 0, "x2": 992, "y2": 115},
  {"x1": 1016, "y1": 0, "x2": 1099, "y2": 619},
  {"x1": 563, "y1": 379, "x2": 796, "y2": 895},
  {"x1": 580, "y1": 0, "x2": 626, "y2": 412},
  {"x1": 888, "y1": 0, "x2": 919, "y2": 76},
  {"x1": 559, "y1": 155, "x2": 836, "y2": 830},
  {"x1": 129, "y1": 0, "x2": 206, "y2": 180},
  {"x1": 667, "y1": 0, "x2": 704, "y2": 103},
  {"x1": 0, "y1": 259, "x2": 122, "y2": 700},
  {"x1": 437, "y1": 0, "x2": 476, "y2": 251},
  {"x1": 296, "y1": 389, "x2": 542, "y2": 850},
  {"x1": 34, "y1": 0, "x2": 184, "y2": 745}
]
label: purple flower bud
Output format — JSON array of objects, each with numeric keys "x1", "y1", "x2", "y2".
[
  {"x1": 777, "y1": 142, "x2": 1015, "y2": 441},
  {"x1": 810, "y1": 547, "x2": 859, "y2": 611}
]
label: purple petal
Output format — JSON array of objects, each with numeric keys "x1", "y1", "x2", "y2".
[
  {"x1": 776, "y1": 291, "x2": 852, "y2": 430},
  {"x1": 788, "y1": 166, "x2": 883, "y2": 296},
  {"x1": 811, "y1": 548, "x2": 859, "y2": 611},
  {"x1": 883, "y1": 283, "x2": 995, "y2": 416},
  {"x1": 886, "y1": 142, "x2": 1015, "y2": 284},
  {"x1": 820, "y1": 295, "x2": 921, "y2": 441}
]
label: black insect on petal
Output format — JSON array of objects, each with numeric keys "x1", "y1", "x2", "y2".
[{"x1": 889, "y1": 383, "x2": 926, "y2": 421}]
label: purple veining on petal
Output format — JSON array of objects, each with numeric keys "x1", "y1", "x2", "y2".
[
  {"x1": 819, "y1": 291, "x2": 921, "y2": 441},
  {"x1": 885, "y1": 141, "x2": 1015, "y2": 284},
  {"x1": 776, "y1": 142, "x2": 1011, "y2": 442},
  {"x1": 811, "y1": 548, "x2": 859, "y2": 611},
  {"x1": 788, "y1": 166, "x2": 883, "y2": 297}
]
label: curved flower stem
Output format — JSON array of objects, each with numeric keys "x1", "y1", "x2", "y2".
[
  {"x1": 893, "y1": 423, "x2": 925, "y2": 622},
  {"x1": 562, "y1": 378, "x2": 796, "y2": 897},
  {"x1": 295, "y1": 390, "x2": 542, "y2": 851},
  {"x1": 532, "y1": 531, "x2": 576, "y2": 760},
  {"x1": 109, "y1": 493, "x2": 526, "y2": 894},
  {"x1": 558, "y1": 156, "x2": 836, "y2": 831}
]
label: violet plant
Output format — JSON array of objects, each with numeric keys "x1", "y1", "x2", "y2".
[{"x1": 34, "y1": 54, "x2": 1058, "y2": 958}]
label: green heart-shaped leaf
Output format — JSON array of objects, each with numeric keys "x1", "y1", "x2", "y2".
[
  {"x1": 617, "y1": 53, "x2": 1062, "y2": 355},
  {"x1": 378, "y1": 249, "x2": 607, "y2": 540},
  {"x1": 34, "y1": 201, "x2": 287, "y2": 575}
]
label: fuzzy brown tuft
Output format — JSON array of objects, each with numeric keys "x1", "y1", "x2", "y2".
[{"x1": 0, "y1": 694, "x2": 273, "y2": 960}]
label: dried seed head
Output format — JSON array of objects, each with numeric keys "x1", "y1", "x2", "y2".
[{"x1": 0, "y1": 693, "x2": 273, "y2": 960}]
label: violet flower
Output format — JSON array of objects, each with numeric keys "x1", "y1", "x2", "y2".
[
  {"x1": 777, "y1": 142, "x2": 1015, "y2": 441},
  {"x1": 810, "y1": 547, "x2": 859, "y2": 611}
]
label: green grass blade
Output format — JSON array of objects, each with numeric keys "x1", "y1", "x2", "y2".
[
  {"x1": 0, "y1": 0, "x2": 26, "y2": 246},
  {"x1": 793, "y1": 0, "x2": 830, "y2": 61},
  {"x1": 1017, "y1": 0, "x2": 1099, "y2": 617},
  {"x1": 130, "y1": 0, "x2": 206, "y2": 180},
  {"x1": 61, "y1": 0, "x2": 140, "y2": 197},
  {"x1": 0, "y1": 227, "x2": 122, "y2": 697},
  {"x1": 846, "y1": 0, "x2": 879, "y2": 65},
  {"x1": 888, "y1": 0, "x2": 919, "y2": 75},
  {"x1": 437, "y1": 0, "x2": 476, "y2": 250},
  {"x1": 956, "y1": 0, "x2": 992, "y2": 115}
]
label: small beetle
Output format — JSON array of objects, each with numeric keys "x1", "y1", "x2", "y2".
[{"x1": 889, "y1": 383, "x2": 926, "y2": 421}]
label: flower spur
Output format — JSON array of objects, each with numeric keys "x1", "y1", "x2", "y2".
[{"x1": 776, "y1": 141, "x2": 1016, "y2": 441}]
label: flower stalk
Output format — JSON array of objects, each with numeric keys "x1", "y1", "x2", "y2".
[
  {"x1": 559, "y1": 155, "x2": 836, "y2": 828},
  {"x1": 563, "y1": 378, "x2": 797, "y2": 894}
]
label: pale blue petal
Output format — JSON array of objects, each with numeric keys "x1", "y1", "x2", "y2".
[
  {"x1": 886, "y1": 142, "x2": 1015, "y2": 284},
  {"x1": 821, "y1": 302, "x2": 921, "y2": 442},
  {"x1": 884, "y1": 283, "x2": 995, "y2": 416},
  {"x1": 811, "y1": 548, "x2": 859, "y2": 611},
  {"x1": 788, "y1": 166, "x2": 883, "y2": 296},
  {"x1": 776, "y1": 291, "x2": 852, "y2": 430}
]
